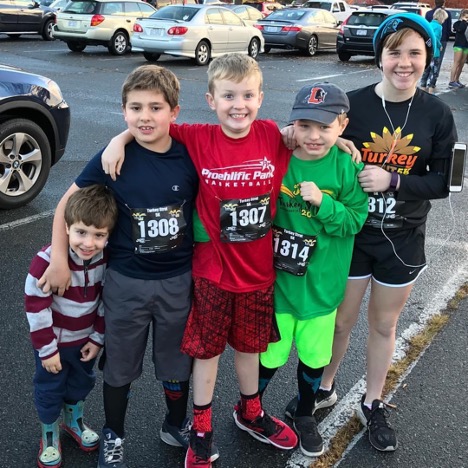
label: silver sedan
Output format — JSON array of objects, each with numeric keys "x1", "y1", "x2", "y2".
[{"x1": 132, "y1": 4, "x2": 265, "y2": 66}]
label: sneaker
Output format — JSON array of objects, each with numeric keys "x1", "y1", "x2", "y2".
[
  {"x1": 449, "y1": 81, "x2": 462, "y2": 88},
  {"x1": 98, "y1": 428, "x2": 127, "y2": 468},
  {"x1": 233, "y1": 405, "x2": 297, "y2": 450},
  {"x1": 314, "y1": 383, "x2": 338, "y2": 412},
  {"x1": 185, "y1": 430, "x2": 213, "y2": 468},
  {"x1": 356, "y1": 395, "x2": 398, "y2": 452},
  {"x1": 284, "y1": 396, "x2": 298, "y2": 419},
  {"x1": 293, "y1": 415, "x2": 324, "y2": 457},
  {"x1": 456, "y1": 82, "x2": 465, "y2": 88},
  {"x1": 160, "y1": 417, "x2": 219, "y2": 462}
]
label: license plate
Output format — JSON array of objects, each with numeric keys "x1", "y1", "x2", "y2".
[
  {"x1": 265, "y1": 26, "x2": 279, "y2": 32},
  {"x1": 67, "y1": 20, "x2": 78, "y2": 27},
  {"x1": 148, "y1": 28, "x2": 164, "y2": 37},
  {"x1": 356, "y1": 29, "x2": 367, "y2": 36}
]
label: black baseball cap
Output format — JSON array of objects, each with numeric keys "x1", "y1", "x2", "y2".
[{"x1": 289, "y1": 83, "x2": 350, "y2": 125}]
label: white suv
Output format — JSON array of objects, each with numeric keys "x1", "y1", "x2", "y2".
[
  {"x1": 390, "y1": 2, "x2": 431, "y2": 17},
  {"x1": 54, "y1": 0, "x2": 157, "y2": 55}
]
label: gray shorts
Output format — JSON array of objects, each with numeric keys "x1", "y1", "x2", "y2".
[{"x1": 102, "y1": 268, "x2": 193, "y2": 387}]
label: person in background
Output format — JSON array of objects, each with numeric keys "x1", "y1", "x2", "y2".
[
  {"x1": 420, "y1": 8, "x2": 449, "y2": 93},
  {"x1": 425, "y1": 0, "x2": 452, "y2": 88},
  {"x1": 449, "y1": 8, "x2": 468, "y2": 88}
]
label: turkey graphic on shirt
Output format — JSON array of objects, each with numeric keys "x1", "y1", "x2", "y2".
[{"x1": 361, "y1": 126, "x2": 421, "y2": 175}]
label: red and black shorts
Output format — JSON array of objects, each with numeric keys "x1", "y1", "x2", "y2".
[{"x1": 181, "y1": 277, "x2": 277, "y2": 359}]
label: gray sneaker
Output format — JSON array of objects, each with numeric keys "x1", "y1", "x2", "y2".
[
  {"x1": 285, "y1": 383, "x2": 337, "y2": 419},
  {"x1": 314, "y1": 382, "x2": 338, "y2": 412},
  {"x1": 160, "y1": 417, "x2": 219, "y2": 462}
]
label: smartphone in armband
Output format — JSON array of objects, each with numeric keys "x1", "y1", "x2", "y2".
[{"x1": 448, "y1": 142, "x2": 467, "y2": 193}]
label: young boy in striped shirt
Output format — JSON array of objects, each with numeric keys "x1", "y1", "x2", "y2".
[{"x1": 24, "y1": 184, "x2": 118, "y2": 468}]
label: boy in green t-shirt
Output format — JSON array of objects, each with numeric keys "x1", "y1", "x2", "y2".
[{"x1": 258, "y1": 83, "x2": 368, "y2": 457}]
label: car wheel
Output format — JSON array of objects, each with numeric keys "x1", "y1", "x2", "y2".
[
  {"x1": 67, "y1": 42, "x2": 86, "y2": 52},
  {"x1": 264, "y1": 45, "x2": 271, "y2": 54},
  {"x1": 143, "y1": 52, "x2": 161, "y2": 62},
  {"x1": 305, "y1": 35, "x2": 318, "y2": 56},
  {"x1": 248, "y1": 38, "x2": 260, "y2": 60},
  {"x1": 108, "y1": 31, "x2": 129, "y2": 56},
  {"x1": 194, "y1": 40, "x2": 211, "y2": 66},
  {"x1": 42, "y1": 18, "x2": 55, "y2": 41},
  {"x1": 338, "y1": 51, "x2": 351, "y2": 62},
  {"x1": 0, "y1": 118, "x2": 52, "y2": 210}
]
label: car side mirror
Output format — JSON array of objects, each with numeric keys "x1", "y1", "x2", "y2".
[{"x1": 29, "y1": 1, "x2": 39, "y2": 8}]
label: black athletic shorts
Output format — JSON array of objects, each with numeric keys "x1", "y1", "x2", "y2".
[{"x1": 349, "y1": 225, "x2": 427, "y2": 286}]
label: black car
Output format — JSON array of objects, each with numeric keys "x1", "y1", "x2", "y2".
[
  {"x1": 0, "y1": 65, "x2": 70, "y2": 209},
  {"x1": 336, "y1": 8, "x2": 402, "y2": 61},
  {"x1": 0, "y1": 0, "x2": 57, "y2": 40}
]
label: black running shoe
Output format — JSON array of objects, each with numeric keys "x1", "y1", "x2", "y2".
[
  {"x1": 293, "y1": 415, "x2": 324, "y2": 457},
  {"x1": 356, "y1": 395, "x2": 398, "y2": 452}
]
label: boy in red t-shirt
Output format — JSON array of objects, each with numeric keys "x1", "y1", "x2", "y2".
[{"x1": 101, "y1": 54, "x2": 297, "y2": 467}]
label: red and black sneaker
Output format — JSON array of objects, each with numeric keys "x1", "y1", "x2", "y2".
[
  {"x1": 233, "y1": 404, "x2": 298, "y2": 450},
  {"x1": 185, "y1": 429, "x2": 213, "y2": 468}
]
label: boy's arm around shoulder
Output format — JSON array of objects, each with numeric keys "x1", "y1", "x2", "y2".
[
  {"x1": 102, "y1": 130, "x2": 133, "y2": 181},
  {"x1": 37, "y1": 183, "x2": 80, "y2": 295},
  {"x1": 25, "y1": 249, "x2": 60, "y2": 365},
  {"x1": 314, "y1": 157, "x2": 368, "y2": 238}
]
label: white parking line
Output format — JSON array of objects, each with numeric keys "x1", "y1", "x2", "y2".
[
  {"x1": 0, "y1": 210, "x2": 54, "y2": 231},
  {"x1": 286, "y1": 264, "x2": 468, "y2": 467},
  {"x1": 296, "y1": 69, "x2": 372, "y2": 82}
]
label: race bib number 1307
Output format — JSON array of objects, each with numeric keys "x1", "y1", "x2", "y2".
[{"x1": 220, "y1": 194, "x2": 271, "y2": 243}]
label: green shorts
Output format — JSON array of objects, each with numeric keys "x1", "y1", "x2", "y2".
[
  {"x1": 260, "y1": 310, "x2": 336, "y2": 369},
  {"x1": 453, "y1": 47, "x2": 468, "y2": 54}
]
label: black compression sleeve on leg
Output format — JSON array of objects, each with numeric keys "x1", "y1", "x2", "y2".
[
  {"x1": 296, "y1": 360, "x2": 324, "y2": 417},
  {"x1": 103, "y1": 382, "x2": 131, "y2": 438}
]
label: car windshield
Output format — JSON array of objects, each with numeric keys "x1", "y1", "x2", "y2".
[
  {"x1": 347, "y1": 12, "x2": 386, "y2": 26},
  {"x1": 450, "y1": 9, "x2": 460, "y2": 19},
  {"x1": 303, "y1": 2, "x2": 331, "y2": 8},
  {"x1": 150, "y1": 5, "x2": 198, "y2": 20},
  {"x1": 62, "y1": 0, "x2": 98, "y2": 14},
  {"x1": 266, "y1": 9, "x2": 306, "y2": 20}
]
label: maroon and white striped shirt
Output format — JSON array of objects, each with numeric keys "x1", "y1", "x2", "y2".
[{"x1": 24, "y1": 245, "x2": 107, "y2": 360}]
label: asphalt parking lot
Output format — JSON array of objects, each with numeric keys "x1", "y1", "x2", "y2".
[{"x1": 1, "y1": 34, "x2": 467, "y2": 468}]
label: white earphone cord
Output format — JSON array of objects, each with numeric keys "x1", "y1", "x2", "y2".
[{"x1": 378, "y1": 91, "x2": 455, "y2": 268}]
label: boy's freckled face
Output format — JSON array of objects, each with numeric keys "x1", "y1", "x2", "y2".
[
  {"x1": 66, "y1": 221, "x2": 110, "y2": 261},
  {"x1": 123, "y1": 89, "x2": 179, "y2": 152},
  {"x1": 206, "y1": 75, "x2": 264, "y2": 139},
  {"x1": 293, "y1": 117, "x2": 348, "y2": 160}
]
